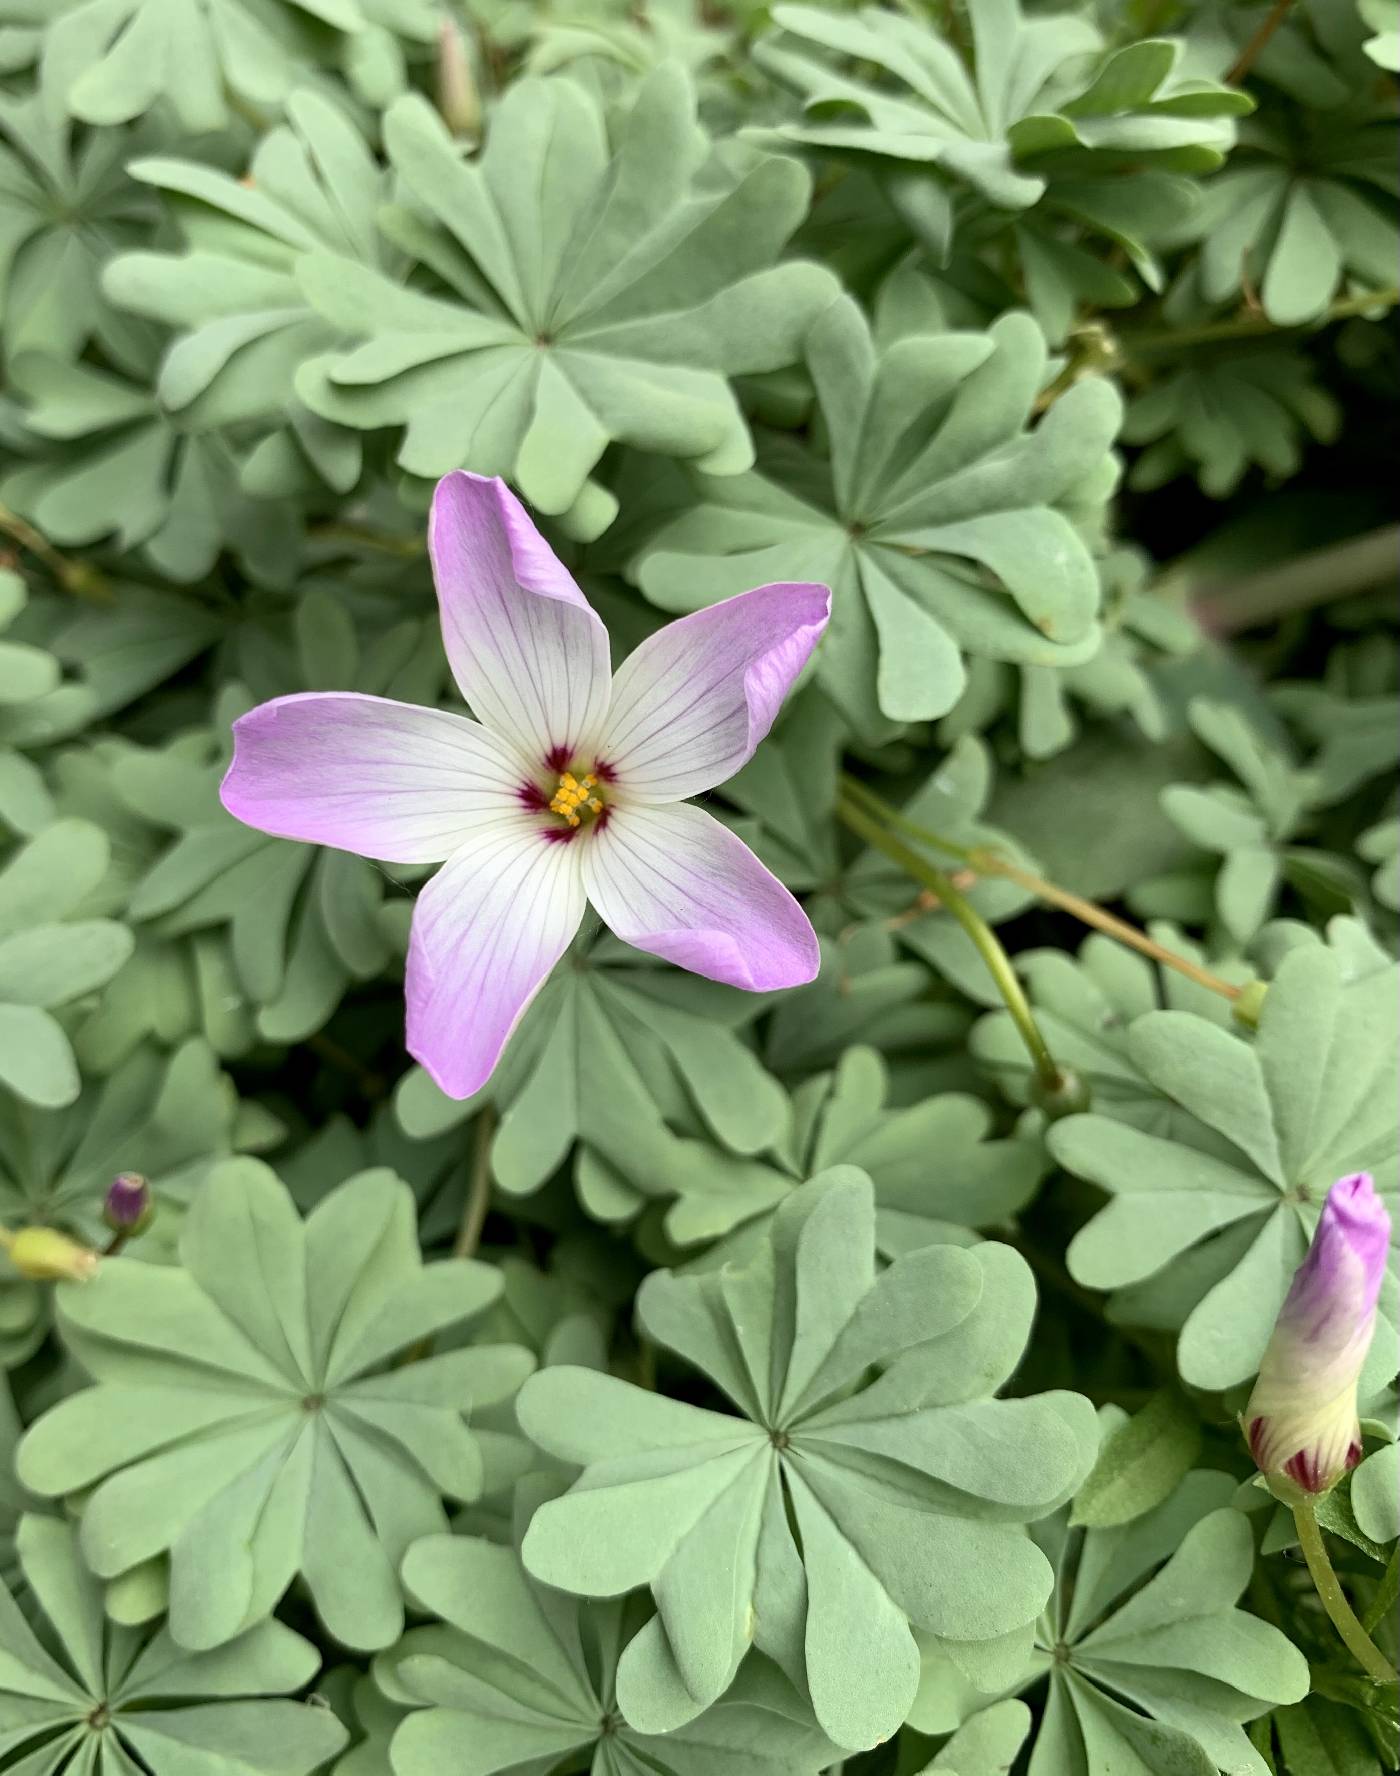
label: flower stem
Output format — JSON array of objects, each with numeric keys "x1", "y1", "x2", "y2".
[
  {"x1": 1226, "y1": 0, "x2": 1294, "y2": 83},
  {"x1": 1292, "y1": 1497, "x2": 1398, "y2": 1685},
  {"x1": 836, "y1": 793, "x2": 1063, "y2": 1094},
  {"x1": 0, "y1": 505, "x2": 109, "y2": 600},
  {"x1": 1120, "y1": 286, "x2": 1400, "y2": 356},
  {"x1": 839, "y1": 774, "x2": 1242, "y2": 1003},
  {"x1": 453, "y1": 1105, "x2": 496, "y2": 1261}
]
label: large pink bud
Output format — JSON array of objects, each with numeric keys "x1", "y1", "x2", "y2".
[{"x1": 1245, "y1": 1173, "x2": 1392, "y2": 1495}]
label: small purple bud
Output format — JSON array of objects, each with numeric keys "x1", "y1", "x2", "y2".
[
  {"x1": 1244, "y1": 1173, "x2": 1392, "y2": 1496},
  {"x1": 103, "y1": 1172, "x2": 153, "y2": 1237}
]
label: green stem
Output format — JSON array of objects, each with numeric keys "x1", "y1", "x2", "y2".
[
  {"x1": 453, "y1": 1106, "x2": 497, "y2": 1261},
  {"x1": 836, "y1": 793, "x2": 1063, "y2": 1093},
  {"x1": 1121, "y1": 286, "x2": 1400, "y2": 357},
  {"x1": 1292, "y1": 1498, "x2": 1398, "y2": 1685},
  {"x1": 839, "y1": 774, "x2": 1242, "y2": 1004},
  {"x1": 0, "y1": 505, "x2": 109, "y2": 600}
]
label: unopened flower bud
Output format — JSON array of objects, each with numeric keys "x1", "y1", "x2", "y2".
[
  {"x1": 1232, "y1": 979, "x2": 1269, "y2": 1030},
  {"x1": 1244, "y1": 1172, "x2": 1391, "y2": 1496},
  {"x1": 1031, "y1": 1065, "x2": 1092, "y2": 1121},
  {"x1": 1, "y1": 1226, "x2": 99, "y2": 1282},
  {"x1": 436, "y1": 18, "x2": 481, "y2": 141},
  {"x1": 103, "y1": 1171, "x2": 153, "y2": 1236}
]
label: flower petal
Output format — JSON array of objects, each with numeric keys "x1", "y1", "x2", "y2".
[
  {"x1": 428, "y1": 471, "x2": 611, "y2": 769},
  {"x1": 221, "y1": 693, "x2": 525, "y2": 863},
  {"x1": 597, "y1": 582, "x2": 830, "y2": 801},
  {"x1": 581, "y1": 801, "x2": 818, "y2": 990},
  {"x1": 406, "y1": 819, "x2": 586, "y2": 1099}
]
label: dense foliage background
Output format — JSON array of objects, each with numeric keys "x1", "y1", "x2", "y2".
[{"x1": 0, "y1": 1, "x2": 1396, "y2": 1772}]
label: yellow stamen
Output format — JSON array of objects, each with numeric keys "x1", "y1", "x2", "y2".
[{"x1": 547, "y1": 770, "x2": 602, "y2": 829}]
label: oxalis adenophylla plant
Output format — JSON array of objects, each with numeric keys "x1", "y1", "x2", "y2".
[{"x1": 0, "y1": 3, "x2": 1396, "y2": 1774}]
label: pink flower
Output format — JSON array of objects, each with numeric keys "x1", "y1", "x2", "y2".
[
  {"x1": 221, "y1": 472, "x2": 829, "y2": 1098},
  {"x1": 1245, "y1": 1172, "x2": 1392, "y2": 1495}
]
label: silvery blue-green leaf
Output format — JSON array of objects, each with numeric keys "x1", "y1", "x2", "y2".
[
  {"x1": 18, "y1": 1160, "x2": 534, "y2": 1650},
  {"x1": 113, "y1": 707, "x2": 398, "y2": 1043},
  {"x1": 382, "y1": 1497, "x2": 840, "y2": 1776},
  {"x1": 664, "y1": 1044, "x2": 1045, "y2": 1257},
  {"x1": 1350, "y1": 1440, "x2": 1400, "y2": 1545},
  {"x1": 754, "y1": 2, "x2": 1245, "y2": 335},
  {"x1": 0, "y1": 1373, "x2": 34, "y2": 1590},
  {"x1": 103, "y1": 91, "x2": 396, "y2": 494},
  {"x1": 921, "y1": 1698, "x2": 1032, "y2": 1774},
  {"x1": 1022, "y1": 1454, "x2": 1309, "y2": 1776},
  {"x1": 44, "y1": 0, "x2": 365, "y2": 131},
  {"x1": 296, "y1": 65, "x2": 839, "y2": 538},
  {"x1": 765, "y1": 922, "x2": 962, "y2": 1076},
  {"x1": 517, "y1": 1173, "x2": 1098, "y2": 1750},
  {"x1": 972, "y1": 928, "x2": 1244, "y2": 1134},
  {"x1": 1361, "y1": 0, "x2": 1400, "y2": 70},
  {"x1": 633, "y1": 300, "x2": 1119, "y2": 738},
  {"x1": 0, "y1": 819, "x2": 132, "y2": 1107},
  {"x1": 1051, "y1": 944, "x2": 1400, "y2": 1390},
  {"x1": 1154, "y1": 697, "x2": 1349, "y2": 943},
  {"x1": 0, "y1": 1512, "x2": 348, "y2": 1772},
  {"x1": 3, "y1": 350, "x2": 299, "y2": 584},
  {"x1": 1125, "y1": 346, "x2": 1342, "y2": 498},
  {"x1": 1173, "y1": 106, "x2": 1397, "y2": 326},
  {"x1": 0, "y1": 31, "x2": 156, "y2": 366},
  {"x1": 396, "y1": 932, "x2": 788, "y2": 1216},
  {"x1": 1358, "y1": 816, "x2": 1400, "y2": 911}
]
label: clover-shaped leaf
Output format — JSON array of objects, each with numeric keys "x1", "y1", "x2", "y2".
[
  {"x1": 0, "y1": 1036, "x2": 238, "y2": 1233},
  {"x1": 0, "y1": 569, "x2": 97, "y2": 837},
  {"x1": 1026, "y1": 1450, "x2": 1309, "y2": 1776},
  {"x1": 754, "y1": 3, "x2": 1246, "y2": 335},
  {"x1": 1361, "y1": 0, "x2": 1400, "y2": 69},
  {"x1": 113, "y1": 697, "x2": 401, "y2": 1047},
  {"x1": 1049, "y1": 944, "x2": 1400, "y2": 1390},
  {"x1": 972, "y1": 930, "x2": 1242, "y2": 1136},
  {"x1": 664, "y1": 1045, "x2": 1045, "y2": 1256},
  {"x1": 633, "y1": 298, "x2": 1119, "y2": 739},
  {"x1": 1359, "y1": 816, "x2": 1400, "y2": 912},
  {"x1": 42, "y1": 0, "x2": 364, "y2": 131},
  {"x1": 18, "y1": 1160, "x2": 534, "y2": 1651},
  {"x1": 380, "y1": 1509, "x2": 838, "y2": 1776},
  {"x1": 1123, "y1": 345, "x2": 1342, "y2": 498},
  {"x1": 0, "y1": 28, "x2": 160, "y2": 366},
  {"x1": 918, "y1": 1699, "x2": 1032, "y2": 1776},
  {"x1": 0, "y1": 1038, "x2": 245, "y2": 1368},
  {"x1": 396, "y1": 936, "x2": 788, "y2": 1213},
  {"x1": 297, "y1": 65, "x2": 838, "y2": 538},
  {"x1": 103, "y1": 90, "x2": 394, "y2": 496},
  {"x1": 1156, "y1": 696, "x2": 1364, "y2": 942},
  {"x1": 758, "y1": 3, "x2": 1243, "y2": 198},
  {"x1": 953, "y1": 547, "x2": 1199, "y2": 761},
  {"x1": 0, "y1": 818, "x2": 132, "y2": 1108},
  {"x1": 0, "y1": 1513, "x2": 347, "y2": 1774},
  {"x1": 764, "y1": 922, "x2": 959, "y2": 1076},
  {"x1": 516, "y1": 1172, "x2": 1098, "y2": 1751},
  {"x1": 1176, "y1": 102, "x2": 1396, "y2": 326},
  {"x1": 0, "y1": 1375, "x2": 30, "y2": 1590},
  {"x1": 3, "y1": 349, "x2": 299, "y2": 583}
]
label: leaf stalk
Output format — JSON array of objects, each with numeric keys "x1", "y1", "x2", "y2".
[{"x1": 1291, "y1": 1497, "x2": 1398, "y2": 1686}]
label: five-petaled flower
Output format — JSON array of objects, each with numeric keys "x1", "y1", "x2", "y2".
[
  {"x1": 221, "y1": 472, "x2": 830, "y2": 1098},
  {"x1": 1244, "y1": 1171, "x2": 1392, "y2": 1496}
]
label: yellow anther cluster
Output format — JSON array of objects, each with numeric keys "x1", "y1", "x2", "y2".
[{"x1": 548, "y1": 771, "x2": 603, "y2": 828}]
